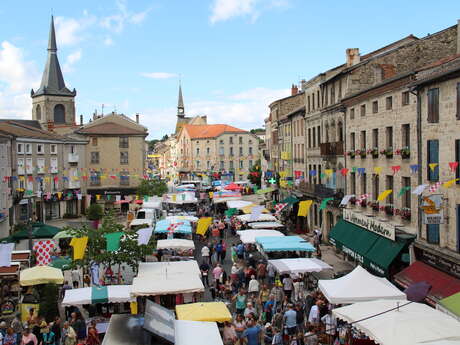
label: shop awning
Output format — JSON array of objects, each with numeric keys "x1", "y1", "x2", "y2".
[
  {"x1": 329, "y1": 219, "x2": 409, "y2": 276},
  {"x1": 394, "y1": 261, "x2": 460, "y2": 306},
  {"x1": 175, "y1": 302, "x2": 232, "y2": 322},
  {"x1": 12, "y1": 222, "x2": 62, "y2": 240},
  {"x1": 62, "y1": 285, "x2": 134, "y2": 306}
]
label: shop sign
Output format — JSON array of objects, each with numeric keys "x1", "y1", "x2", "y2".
[
  {"x1": 415, "y1": 246, "x2": 460, "y2": 279},
  {"x1": 343, "y1": 209, "x2": 395, "y2": 241},
  {"x1": 342, "y1": 245, "x2": 364, "y2": 264},
  {"x1": 421, "y1": 194, "x2": 444, "y2": 224}
]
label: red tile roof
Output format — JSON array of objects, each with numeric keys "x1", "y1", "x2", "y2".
[
  {"x1": 183, "y1": 124, "x2": 247, "y2": 139},
  {"x1": 77, "y1": 122, "x2": 146, "y2": 135}
]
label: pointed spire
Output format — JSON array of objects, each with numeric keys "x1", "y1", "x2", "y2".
[
  {"x1": 32, "y1": 16, "x2": 76, "y2": 98},
  {"x1": 177, "y1": 81, "x2": 185, "y2": 116},
  {"x1": 48, "y1": 15, "x2": 57, "y2": 52}
]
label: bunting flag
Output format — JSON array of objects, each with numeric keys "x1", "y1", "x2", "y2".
[
  {"x1": 320, "y1": 173, "x2": 326, "y2": 179},
  {"x1": 309, "y1": 170, "x2": 317, "y2": 176},
  {"x1": 428, "y1": 182, "x2": 442, "y2": 193},
  {"x1": 33, "y1": 240, "x2": 56, "y2": 266},
  {"x1": 412, "y1": 184, "x2": 428, "y2": 195},
  {"x1": 225, "y1": 208, "x2": 238, "y2": 217},
  {"x1": 70, "y1": 237, "x2": 88, "y2": 260},
  {"x1": 357, "y1": 193, "x2": 370, "y2": 202},
  {"x1": 105, "y1": 232, "x2": 123, "y2": 252},
  {"x1": 0, "y1": 243, "x2": 14, "y2": 267},
  {"x1": 196, "y1": 217, "x2": 213, "y2": 236},
  {"x1": 449, "y1": 162, "x2": 459, "y2": 172},
  {"x1": 320, "y1": 198, "x2": 333, "y2": 210},
  {"x1": 377, "y1": 190, "x2": 392, "y2": 201},
  {"x1": 340, "y1": 194, "x2": 354, "y2": 206},
  {"x1": 340, "y1": 168, "x2": 349, "y2": 176},
  {"x1": 357, "y1": 168, "x2": 365, "y2": 175},
  {"x1": 274, "y1": 203, "x2": 288, "y2": 214},
  {"x1": 410, "y1": 164, "x2": 420, "y2": 174},
  {"x1": 428, "y1": 163, "x2": 438, "y2": 172},
  {"x1": 325, "y1": 169, "x2": 333, "y2": 177},
  {"x1": 442, "y1": 178, "x2": 459, "y2": 188},
  {"x1": 398, "y1": 186, "x2": 411, "y2": 197},
  {"x1": 298, "y1": 200, "x2": 313, "y2": 217},
  {"x1": 209, "y1": 192, "x2": 214, "y2": 199},
  {"x1": 391, "y1": 166, "x2": 401, "y2": 174}
]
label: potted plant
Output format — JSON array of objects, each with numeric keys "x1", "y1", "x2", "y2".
[
  {"x1": 384, "y1": 204, "x2": 394, "y2": 216},
  {"x1": 368, "y1": 147, "x2": 379, "y2": 158},
  {"x1": 371, "y1": 201, "x2": 379, "y2": 211},
  {"x1": 400, "y1": 207, "x2": 411, "y2": 221},
  {"x1": 347, "y1": 150, "x2": 356, "y2": 159},
  {"x1": 360, "y1": 199, "x2": 367, "y2": 208},
  {"x1": 400, "y1": 146, "x2": 410, "y2": 159},
  {"x1": 359, "y1": 149, "x2": 367, "y2": 158},
  {"x1": 349, "y1": 197, "x2": 357, "y2": 205},
  {"x1": 86, "y1": 203, "x2": 104, "y2": 229},
  {"x1": 380, "y1": 147, "x2": 393, "y2": 158}
]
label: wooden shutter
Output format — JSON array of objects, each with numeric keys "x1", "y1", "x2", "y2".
[
  {"x1": 427, "y1": 140, "x2": 439, "y2": 182},
  {"x1": 457, "y1": 83, "x2": 460, "y2": 119}
]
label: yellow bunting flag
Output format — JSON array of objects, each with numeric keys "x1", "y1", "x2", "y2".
[
  {"x1": 96, "y1": 194, "x2": 101, "y2": 200},
  {"x1": 429, "y1": 163, "x2": 438, "y2": 171},
  {"x1": 209, "y1": 192, "x2": 214, "y2": 199},
  {"x1": 130, "y1": 301, "x2": 138, "y2": 315},
  {"x1": 442, "y1": 178, "x2": 459, "y2": 188},
  {"x1": 298, "y1": 200, "x2": 313, "y2": 217},
  {"x1": 196, "y1": 217, "x2": 213, "y2": 236},
  {"x1": 57, "y1": 192, "x2": 62, "y2": 199},
  {"x1": 280, "y1": 180, "x2": 288, "y2": 188},
  {"x1": 70, "y1": 237, "x2": 88, "y2": 260},
  {"x1": 325, "y1": 169, "x2": 333, "y2": 177},
  {"x1": 377, "y1": 189, "x2": 392, "y2": 201},
  {"x1": 172, "y1": 194, "x2": 177, "y2": 202},
  {"x1": 373, "y1": 167, "x2": 382, "y2": 175}
]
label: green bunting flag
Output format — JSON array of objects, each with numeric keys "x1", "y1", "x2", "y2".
[
  {"x1": 225, "y1": 208, "x2": 238, "y2": 217},
  {"x1": 91, "y1": 286, "x2": 108, "y2": 304},
  {"x1": 105, "y1": 232, "x2": 123, "y2": 252},
  {"x1": 320, "y1": 197, "x2": 334, "y2": 210},
  {"x1": 398, "y1": 186, "x2": 411, "y2": 197}
]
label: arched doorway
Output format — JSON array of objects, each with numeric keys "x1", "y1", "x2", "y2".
[
  {"x1": 36, "y1": 104, "x2": 41, "y2": 120},
  {"x1": 54, "y1": 104, "x2": 65, "y2": 123}
]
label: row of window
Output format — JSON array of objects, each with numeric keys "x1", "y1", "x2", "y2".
[
  {"x1": 214, "y1": 160, "x2": 254, "y2": 170},
  {"x1": 17, "y1": 157, "x2": 58, "y2": 174},
  {"x1": 16, "y1": 178, "x2": 59, "y2": 192},
  {"x1": 89, "y1": 173, "x2": 130, "y2": 186},
  {"x1": 307, "y1": 80, "x2": 343, "y2": 113},
  {"x1": 17, "y1": 143, "x2": 58, "y2": 155},
  {"x1": 214, "y1": 147, "x2": 254, "y2": 156},
  {"x1": 217, "y1": 138, "x2": 253, "y2": 145},
  {"x1": 349, "y1": 125, "x2": 410, "y2": 150},
  {"x1": 349, "y1": 92, "x2": 411, "y2": 119},
  {"x1": 91, "y1": 137, "x2": 130, "y2": 148},
  {"x1": 90, "y1": 152, "x2": 129, "y2": 165}
]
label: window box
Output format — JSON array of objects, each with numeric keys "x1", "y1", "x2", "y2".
[
  {"x1": 359, "y1": 199, "x2": 367, "y2": 208},
  {"x1": 367, "y1": 148, "x2": 379, "y2": 158},
  {"x1": 380, "y1": 147, "x2": 393, "y2": 158},
  {"x1": 371, "y1": 202, "x2": 379, "y2": 211},
  {"x1": 349, "y1": 197, "x2": 357, "y2": 205},
  {"x1": 400, "y1": 208, "x2": 411, "y2": 221},
  {"x1": 347, "y1": 150, "x2": 356, "y2": 159},
  {"x1": 384, "y1": 204, "x2": 394, "y2": 216},
  {"x1": 357, "y1": 149, "x2": 367, "y2": 159},
  {"x1": 396, "y1": 147, "x2": 411, "y2": 159}
]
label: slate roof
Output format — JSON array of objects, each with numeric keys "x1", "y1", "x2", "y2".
[{"x1": 76, "y1": 122, "x2": 147, "y2": 135}]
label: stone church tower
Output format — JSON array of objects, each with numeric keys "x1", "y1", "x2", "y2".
[{"x1": 31, "y1": 16, "x2": 76, "y2": 131}]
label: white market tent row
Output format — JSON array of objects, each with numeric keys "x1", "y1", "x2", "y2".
[
  {"x1": 318, "y1": 266, "x2": 406, "y2": 304},
  {"x1": 166, "y1": 215, "x2": 199, "y2": 223},
  {"x1": 226, "y1": 200, "x2": 254, "y2": 209},
  {"x1": 237, "y1": 230, "x2": 285, "y2": 244},
  {"x1": 156, "y1": 239, "x2": 195, "y2": 250},
  {"x1": 154, "y1": 219, "x2": 192, "y2": 234},
  {"x1": 268, "y1": 258, "x2": 332, "y2": 274},
  {"x1": 213, "y1": 196, "x2": 242, "y2": 204},
  {"x1": 131, "y1": 261, "x2": 204, "y2": 297},
  {"x1": 62, "y1": 285, "x2": 134, "y2": 306},
  {"x1": 333, "y1": 299, "x2": 460, "y2": 345},
  {"x1": 237, "y1": 214, "x2": 277, "y2": 223},
  {"x1": 248, "y1": 221, "x2": 284, "y2": 228},
  {"x1": 174, "y1": 320, "x2": 223, "y2": 345}
]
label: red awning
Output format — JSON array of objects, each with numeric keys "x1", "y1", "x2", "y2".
[
  {"x1": 224, "y1": 183, "x2": 242, "y2": 191},
  {"x1": 0, "y1": 263, "x2": 20, "y2": 276},
  {"x1": 394, "y1": 261, "x2": 460, "y2": 306}
]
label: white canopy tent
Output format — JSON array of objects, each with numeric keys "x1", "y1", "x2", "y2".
[
  {"x1": 62, "y1": 285, "x2": 134, "y2": 306},
  {"x1": 237, "y1": 230, "x2": 284, "y2": 244},
  {"x1": 226, "y1": 200, "x2": 254, "y2": 209},
  {"x1": 333, "y1": 299, "x2": 460, "y2": 345},
  {"x1": 174, "y1": 320, "x2": 223, "y2": 345},
  {"x1": 213, "y1": 196, "x2": 242, "y2": 204},
  {"x1": 237, "y1": 214, "x2": 277, "y2": 222},
  {"x1": 166, "y1": 215, "x2": 199, "y2": 222},
  {"x1": 248, "y1": 221, "x2": 284, "y2": 229},
  {"x1": 137, "y1": 261, "x2": 201, "y2": 278},
  {"x1": 318, "y1": 266, "x2": 406, "y2": 304},
  {"x1": 156, "y1": 239, "x2": 195, "y2": 250},
  {"x1": 268, "y1": 258, "x2": 332, "y2": 275},
  {"x1": 417, "y1": 339, "x2": 460, "y2": 345}
]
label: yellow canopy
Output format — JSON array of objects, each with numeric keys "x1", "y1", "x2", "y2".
[
  {"x1": 175, "y1": 302, "x2": 232, "y2": 322},
  {"x1": 241, "y1": 204, "x2": 269, "y2": 214},
  {"x1": 20, "y1": 266, "x2": 64, "y2": 286}
]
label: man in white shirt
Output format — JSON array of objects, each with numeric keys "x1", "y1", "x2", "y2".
[
  {"x1": 201, "y1": 245, "x2": 210, "y2": 264},
  {"x1": 308, "y1": 300, "x2": 321, "y2": 325},
  {"x1": 321, "y1": 311, "x2": 337, "y2": 344},
  {"x1": 282, "y1": 276, "x2": 293, "y2": 300},
  {"x1": 248, "y1": 275, "x2": 259, "y2": 298}
]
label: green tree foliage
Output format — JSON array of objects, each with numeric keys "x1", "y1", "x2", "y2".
[
  {"x1": 66, "y1": 212, "x2": 155, "y2": 271},
  {"x1": 86, "y1": 203, "x2": 104, "y2": 220},
  {"x1": 247, "y1": 159, "x2": 262, "y2": 187},
  {"x1": 137, "y1": 179, "x2": 168, "y2": 197},
  {"x1": 39, "y1": 284, "x2": 59, "y2": 322}
]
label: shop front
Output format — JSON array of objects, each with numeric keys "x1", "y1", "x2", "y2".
[{"x1": 329, "y1": 210, "x2": 414, "y2": 277}]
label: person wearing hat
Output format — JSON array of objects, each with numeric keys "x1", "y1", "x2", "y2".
[{"x1": 21, "y1": 327, "x2": 38, "y2": 345}]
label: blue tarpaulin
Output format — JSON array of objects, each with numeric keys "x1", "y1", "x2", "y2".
[
  {"x1": 255, "y1": 236, "x2": 315, "y2": 252},
  {"x1": 154, "y1": 219, "x2": 192, "y2": 234}
]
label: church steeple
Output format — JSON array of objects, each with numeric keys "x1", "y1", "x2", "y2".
[
  {"x1": 31, "y1": 16, "x2": 76, "y2": 98},
  {"x1": 177, "y1": 82, "x2": 185, "y2": 117}
]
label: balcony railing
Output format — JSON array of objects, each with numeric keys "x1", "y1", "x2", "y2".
[
  {"x1": 68, "y1": 153, "x2": 79, "y2": 163},
  {"x1": 320, "y1": 141, "x2": 344, "y2": 156},
  {"x1": 297, "y1": 182, "x2": 342, "y2": 199}
]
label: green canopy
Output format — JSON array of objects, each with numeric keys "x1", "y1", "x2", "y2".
[
  {"x1": 12, "y1": 223, "x2": 62, "y2": 240},
  {"x1": 50, "y1": 257, "x2": 72, "y2": 270},
  {"x1": 256, "y1": 187, "x2": 276, "y2": 195},
  {"x1": 439, "y1": 292, "x2": 460, "y2": 318},
  {"x1": 281, "y1": 195, "x2": 298, "y2": 205},
  {"x1": 0, "y1": 235, "x2": 15, "y2": 243}
]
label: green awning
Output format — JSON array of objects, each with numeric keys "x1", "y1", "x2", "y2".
[
  {"x1": 281, "y1": 196, "x2": 298, "y2": 205},
  {"x1": 12, "y1": 223, "x2": 62, "y2": 240},
  {"x1": 438, "y1": 292, "x2": 460, "y2": 318},
  {"x1": 365, "y1": 237, "x2": 407, "y2": 275}
]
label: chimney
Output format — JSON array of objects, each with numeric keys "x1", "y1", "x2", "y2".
[
  {"x1": 291, "y1": 84, "x2": 299, "y2": 96},
  {"x1": 346, "y1": 48, "x2": 360, "y2": 67},
  {"x1": 457, "y1": 19, "x2": 460, "y2": 54},
  {"x1": 80, "y1": 115, "x2": 83, "y2": 126},
  {"x1": 47, "y1": 120, "x2": 54, "y2": 132},
  {"x1": 136, "y1": 113, "x2": 139, "y2": 124}
]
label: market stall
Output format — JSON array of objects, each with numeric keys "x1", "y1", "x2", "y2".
[
  {"x1": 226, "y1": 200, "x2": 253, "y2": 209},
  {"x1": 156, "y1": 239, "x2": 195, "y2": 260},
  {"x1": 236, "y1": 214, "x2": 277, "y2": 223},
  {"x1": 62, "y1": 285, "x2": 134, "y2": 306},
  {"x1": 166, "y1": 216, "x2": 199, "y2": 223},
  {"x1": 268, "y1": 258, "x2": 332, "y2": 274},
  {"x1": 241, "y1": 205, "x2": 270, "y2": 214},
  {"x1": 175, "y1": 302, "x2": 232, "y2": 322},
  {"x1": 318, "y1": 266, "x2": 406, "y2": 304},
  {"x1": 237, "y1": 230, "x2": 284, "y2": 244},
  {"x1": 255, "y1": 236, "x2": 315, "y2": 257},
  {"x1": 101, "y1": 314, "x2": 151, "y2": 345},
  {"x1": 154, "y1": 220, "x2": 192, "y2": 239},
  {"x1": 332, "y1": 299, "x2": 460, "y2": 345},
  {"x1": 248, "y1": 221, "x2": 284, "y2": 229},
  {"x1": 174, "y1": 320, "x2": 223, "y2": 345},
  {"x1": 19, "y1": 266, "x2": 64, "y2": 286}
]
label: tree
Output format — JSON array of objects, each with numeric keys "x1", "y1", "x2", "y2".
[
  {"x1": 247, "y1": 159, "x2": 262, "y2": 187},
  {"x1": 148, "y1": 139, "x2": 159, "y2": 151},
  {"x1": 66, "y1": 212, "x2": 156, "y2": 272},
  {"x1": 161, "y1": 134, "x2": 169, "y2": 141},
  {"x1": 39, "y1": 284, "x2": 59, "y2": 322},
  {"x1": 86, "y1": 203, "x2": 104, "y2": 220},
  {"x1": 137, "y1": 179, "x2": 168, "y2": 197}
]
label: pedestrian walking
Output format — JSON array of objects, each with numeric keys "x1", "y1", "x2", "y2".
[
  {"x1": 283, "y1": 304, "x2": 297, "y2": 344},
  {"x1": 199, "y1": 262, "x2": 210, "y2": 287},
  {"x1": 282, "y1": 275, "x2": 293, "y2": 301},
  {"x1": 242, "y1": 319, "x2": 263, "y2": 345},
  {"x1": 61, "y1": 322, "x2": 76, "y2": 345},
  {"x1": 201, "y1": 244, "x2": 211, "y2": 265},
  {"x1": 233, "y1": 289, "x2": 247, "y2": 315},
  {"x1": 248, "y1": 275, "x2": 259, "y2": 299}
]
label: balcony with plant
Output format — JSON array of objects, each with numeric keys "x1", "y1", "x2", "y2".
[
  {"x1": 384, "y1": 204, "x2": 394, "y2": 216},
  {"x1": 400, "y1": 207, "x2": 411, "y2": 221},
  {"x1": 370, "y1": 201, "x2": 379, "y2": 211},
  {"x1": 359, "y1": 199, "x2": 368, "y2": 208},
  {"x1": 396, "y1": 146, "x2": 410, "y2": 159},
  {"x1": 367, "y1": 147, "x2": 379, "y2": 159},
  {"x1": 357, "y1": 149, "x2": 367, "y2": 159},
  {"x1": 349, "y1": 197, "x2": 357, "y2": 205},
  {"x1": 347, "y1": 150, "x2": 356, "y2": 159},
  {"x1": 380, "y1": 147, "x2": 393, "y2": 158}
]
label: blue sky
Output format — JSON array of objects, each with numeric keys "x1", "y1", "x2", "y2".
[{"x1": 1, "y1": 0, "x2": 460, "y2": 139}]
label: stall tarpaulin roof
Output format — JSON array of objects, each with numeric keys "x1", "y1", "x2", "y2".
[
  {"x1": 268, "y1": 258, "x2": 332, "y2": 274},
  {"x1": 237, "y1": 230, "x2": 284, "y2": 244},
  {"x1": 137, "y1": 261, "x2": 201, "y2": 278},
  {"x1": 102, "y1": 314, "x2": 150, "y2": 345},
  {"x1": 174, "y1": 320, "x2": 223, "y2": 345},
  {"x1": 12, "y1": 222, "x2": 62, "y2": 240},
  {"x1": 175, "y1": 302, "x2": 232, "y2": 322},
  {"x1": 333, "y1": 299, "x2": 460, "y2": 345},
  {"x1": 154, "y1": 219, "x2": 192, "y2": 234},
  {"x1": 248, "y1": 221, "x2": 284, "y2": 228},
  {"x1": 156, "y1": 239, "x2": 195, "y2": 250},
  {"x1": 437, "y1": 292, "x2": 460, "y2": 321},
  {"x1": 224, "y1": 183, "x2": 242, "y2": 191},
  {"x1": 255, "y1": 236, "x2": 315, "y2": 252},
  {"x1": 241, "y1": 205, "x2": 269, "y2": 214},
  {"x1": 226, "y1": 200, "x2": 254, "y2": 209},
  {"x1": 20, "y1": 265, "x2": 64, "y2": 286},
  {"x1": 417, "y1": 339, "x2": 460, "y2": 345},
  {"x1": 166, "y1": 215, "x2": 199, "y2": 222},
  {"x1": 237, "y1": 214, "x2": 277, "y2": 222},
  {"x1": 318, "y1": 266, "x2": 406, "y2": 304},
  {"x1": 62, "y1": 285, "x2": 134, "y2": 306},
  {"x1": 143, "y1": 300, "x2": 175, "y2": 343}
]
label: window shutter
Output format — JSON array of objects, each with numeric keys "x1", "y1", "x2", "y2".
[
  {"x1": 457, "y1": 83, "x2": 460, "y2": 119},
  {"x1": 434, "y1": 88, "x2": 439, "y2": 122},
  {"x1": 427, "y1": 224, "x2": 440, "y2": 244},
  {"x1": 427, "y1": 140, "x2": 439, "y2": 182}
]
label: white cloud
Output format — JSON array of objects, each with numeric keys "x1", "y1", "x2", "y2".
[
  {"x1": 139, "y1": 87, "x2": 289, "y2": 139},
  {"x1": 104, "y1": 36, "x2": 114, "y2": 46},
  {"x1": 141, "y1": 72, "x2": 178, "y2": 79},
  {"x1": 100, "y1": 0, "x2": 152, "y2": 33},
  {"x1": 54, "y1": 15, "x2": 96, "y2": 46},
  {"x1": 209, "y1": 0, "x2": 289, "y2": 24},
  {"x1": 63, "y1": 49, "x2": 82, "y2": 73},
  {"x1": 0, "y1": 41, "x2": 40, "y2": 118}
]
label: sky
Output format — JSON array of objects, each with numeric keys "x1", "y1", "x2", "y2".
[{"x1": 1, "y1": 0, "x2": 460, "y2": 139}]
